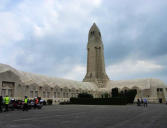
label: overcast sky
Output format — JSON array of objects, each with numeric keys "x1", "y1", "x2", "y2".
[{"x1": 0, "y1": 0, "x2": 167, "y2": 83}]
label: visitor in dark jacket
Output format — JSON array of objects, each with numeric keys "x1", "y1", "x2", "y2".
[{"x1": 0, "y1": 96, "x2": 3, "y2": 112}]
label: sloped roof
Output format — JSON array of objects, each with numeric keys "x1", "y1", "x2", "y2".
[
  {"x1": 106, "y1": 78, "x2": 167, "y2": 90},
  {"x1": 0, "y1": 63, "x2": 98, "y2": 91},
  {"x1": 1, "y1": 63, "x2": 166, "y2": 91}
]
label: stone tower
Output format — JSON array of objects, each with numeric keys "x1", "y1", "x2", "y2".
[{"x1": 83, "y1": 23, "x2": 109, "y2": 88}]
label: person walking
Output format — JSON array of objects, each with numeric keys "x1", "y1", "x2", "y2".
[
  {"x1": 141, "y1": 98, "x2": 143, "y2": 104},
  {"x1": 23, "y1": 96, "x2": 29, "y2": 111},
  {"x1": 4, "y1": 95, "x2": 10, "y2": 112},
  {"x1": 137, "y1": 99, "x2": 141, "y2": 106},
  {"x1": 0, "y1": 96, "x2": 3, "y2": 112},
  {"x1": 143, "y1": 98, "x2": 148, "y2": 107}
]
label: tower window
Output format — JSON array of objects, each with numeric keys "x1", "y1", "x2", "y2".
[
  {"x1": 91, "y1": 31, "x2": 95, "y2": 35},
  {"x1": 99, "y1": 32, "x2": 101, "y2": 37}
]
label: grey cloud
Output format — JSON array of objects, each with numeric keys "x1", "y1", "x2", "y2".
[{"x1": 94, "y1": 0, "x2": 167, "y2": 66}]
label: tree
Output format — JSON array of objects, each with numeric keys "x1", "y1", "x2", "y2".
[
  {"x1": 78, "y1": 93, "x2": 93, "y2": 99},
  {"x1": 112, "y1": 88, "x2": 119, "y2": 97}
]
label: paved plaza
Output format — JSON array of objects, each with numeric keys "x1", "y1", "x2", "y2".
[{"x1": 0, "y1": 104, "x2": 167, "y2": 128}]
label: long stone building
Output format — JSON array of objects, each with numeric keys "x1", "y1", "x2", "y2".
[{"x1": 0, "y1": 23, "x2": 167, "y2": 103}]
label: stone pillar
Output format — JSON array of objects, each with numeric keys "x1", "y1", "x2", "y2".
[{"x1": 83, "y1": 23, "x2": 109, "y2": 88}]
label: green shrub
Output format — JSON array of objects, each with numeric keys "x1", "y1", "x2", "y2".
[
  {"x1": 78, "y1": 93, "x2": 93, "y2": 99},
  {"x1": 67, "y1": 89, "x2": 136, "y2": 105},
  {"x1": 47, "y1": 99, "x2": 53, "y2": 105},
  {"x1": 101, "y1": 93, "x2": 110, "y2": 98},
  {"x1": 112, "y1": 88, "x2": 119, "y2": 97},
  {"x1": 124, "y1": 89, "x2": 137, "y2": 103}
]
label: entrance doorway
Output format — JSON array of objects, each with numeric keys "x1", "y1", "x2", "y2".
[{"x1": 159, "y1": 98, "x2": 162, "y2": 103}]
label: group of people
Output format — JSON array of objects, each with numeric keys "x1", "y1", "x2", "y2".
[
  {"x1": 137, "y1": 98, "x2": 148, "y2": 107},
  {"x1": 0, "y1": 95, "x2": 44, "y2": 112}
]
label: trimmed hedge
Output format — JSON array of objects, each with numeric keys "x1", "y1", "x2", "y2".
[
  {"x1": 101, "y1": 93, "x2": 110, "y2": 98},
  {"x1": 78, "y1": 93, "x2": 93, "y2": 99},
  {"x1": 61, "y1": 89, "x2": 137, "y2": 105},
  {"x1": 70, "y1": 97, "x2": 127, "y2": 105},
  {"x1": 111, "y1": 88, "x2": 137, "y2": 104}
]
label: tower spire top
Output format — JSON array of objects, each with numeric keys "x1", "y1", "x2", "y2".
[
  {"x1": 88, "y1": 23, "x2": 101, "y2": 41},
  {"x1": 90, "y1": 22, "x2": 100, "y2": 32}
]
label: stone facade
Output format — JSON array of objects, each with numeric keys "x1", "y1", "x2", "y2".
[
  {"x1": 0, "y1": 64, "x2": 102, "y2": 103},
  {"x1": 0, "y1": 23, "x2": 167, "y2": 103},
  {"x1": 83, "y1": 23, "x2": 109, "y2": 88},
  {"x1": 105, "y1": 79, "x2": 167, "y2": 103}
]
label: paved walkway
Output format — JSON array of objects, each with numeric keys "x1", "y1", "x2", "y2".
[{"x1": 0, "y1": 104, "x2": 167, "y2": 128}]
